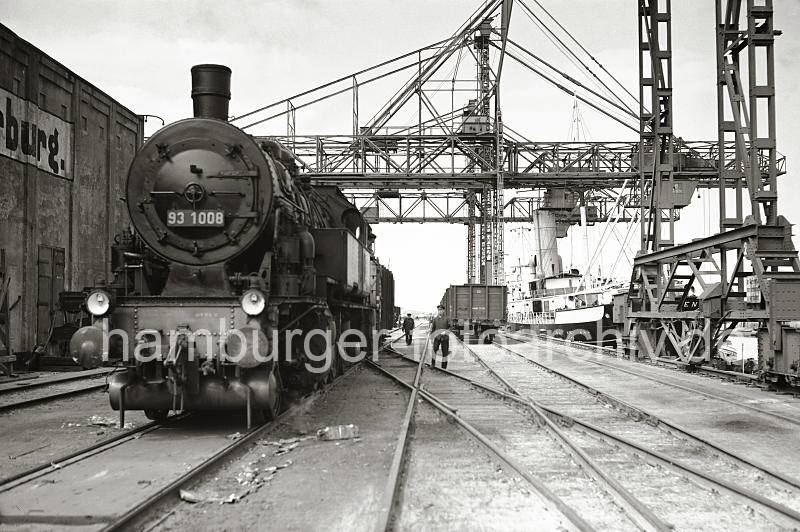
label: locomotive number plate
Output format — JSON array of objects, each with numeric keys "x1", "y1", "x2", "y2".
[{"x1": 166, "y1": 210, "x2": 225, "y2": 227}]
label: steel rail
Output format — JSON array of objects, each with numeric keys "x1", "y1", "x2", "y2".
[
  {"x1": 453, "y1": 339, "x2": 668, "y2": 531},
  {"x1": 441, "y1": 339, "x2": 800, "y2": 525},
  {"x1": 0, "y1": 382, "x2": 107, "y2": 412},
  {"x1": 0, "y1": 416, "x2": 180, "y2": 491},
  {"x1": 492, "y1": 338, "x2": 800, "y2": 491},
  {"x1": 505, "y1": 331, "x2": 800, "y2": 427},
  {"x1": 514, "y1": 328, "x2": 760, "y2": 383},
  {"x1": 653, "y1": 357, "x2": 759, "y2": 383},
  {"x1": 0, "y1": 368, "x2": 115, "y2": 394},
  {"x1": 511, "y1": 329, "x2": 761, "y2": 384},
  {"x1": 366, "y1": 352, "x2": 594, "y2": 532},
  {"x1": 102, "y1": 419, "x2": 289, "y2": 531},
  {"x1": 1, "y1": 360, "x2": 367, "y2": 529},
  {"x1": 401, "y1": 338, "x2": 668, "y2": 531},
  {"x1": 101, "y1": 362, "x2": 363, "y2": 532},
  {"x1": 372, "y1": 331, "x2": 429, "y2": 532},
  {"x1": 26, "y1": 329, "x2": 409, "y2": 531}
]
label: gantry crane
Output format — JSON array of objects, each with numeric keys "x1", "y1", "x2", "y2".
[
  {"x1": 231, "y1": 0, "x2": 800, "y2": 383},
  {"x1": 629, "y1": 0, "x2": 800, "y2": 386}
]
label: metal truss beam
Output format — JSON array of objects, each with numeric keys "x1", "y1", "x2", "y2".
[
  {"x1": 638, "y1": 0, "x2": 676, "y2": 252},
  {"x1": 629, "y1": 221, "x2": 798, "y2": 360},
  {"x1": 716, "y1": 0, "x2": 779, "y2": 228},
  {"x1": 633, "y1": 223, "x2": 758, "y2": 265},
  {"x1": 466, "y1": 191, "x2": 477, "y2": 282},
  {"x1": 346, "y1": 191, "x2": 660, "y2": 225},
  {"x1": 259, "y1": 136, "x2": 782, "y2": 190}
]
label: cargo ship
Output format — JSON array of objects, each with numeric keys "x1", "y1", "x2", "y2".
[
  {"x1": 506, "y1": 208, "x2": 626, "y2": 345},
  {"x1": 507, "y1": 271, "x2": 624, "y2": 344}
]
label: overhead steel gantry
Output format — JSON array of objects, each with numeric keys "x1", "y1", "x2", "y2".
[
  {"x1": 629, "y1": 0, "x2": 800, "y2": 383},
  {"x1": 232, "y1": 0, "x2": 783, "y2": 293}
]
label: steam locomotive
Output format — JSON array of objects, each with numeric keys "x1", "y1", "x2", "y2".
[{"x1": 69, "y1": 65, "x2": 395, "y2": 423}]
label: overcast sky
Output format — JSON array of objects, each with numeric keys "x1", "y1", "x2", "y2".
[{"x1": 3, "y1": 0, "x2": 799, "y2": 312}]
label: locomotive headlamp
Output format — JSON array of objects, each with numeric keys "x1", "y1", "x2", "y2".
[
  {"x1": 86, "y1": 289, "x2": 113, "y2": 317},
  {"x1": 241, "y1": 289, "x2": 266, "y2": 316}
]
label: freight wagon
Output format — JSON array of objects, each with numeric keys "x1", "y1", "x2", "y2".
[
  {"x1": 374, "y1": 262, "x2": 396, "y2": 331},
  {"x1": 440, "y1": 284, "x2": 507, "y2": 342}
]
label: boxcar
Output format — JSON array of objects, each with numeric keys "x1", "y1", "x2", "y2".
[{"x1": 440, "y1": 284, "x2": 507, "y2": 342}]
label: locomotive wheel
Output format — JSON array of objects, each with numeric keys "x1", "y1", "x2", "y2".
[
  {"x1": 259, "y1": 366, "x2": 283, "y2": 422},
  {"x1": 298, "y1": 305, "x2": 336, "y2": 389},
  {"x1": 326, "y1": 348, "x2": 342, "y2": 384},
  {"x1": 144, "y1": 409, "x2": 169, "y2": 422}
]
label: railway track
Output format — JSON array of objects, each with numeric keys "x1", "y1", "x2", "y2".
[
  {"x1": 0, "y1": 366, "x2": 356, "y2": 531},
  {"x1": 125, "y1": 330, "x2": 420, "y2": 531},
  {"x1": 469, "y1": 338, "x2": 800, "y2": 525},
  {"x1": 0, "y1": 374, "x2": 112, "y2": 413},
  {"x1": 370, "y1": 332, "x2": 597, "y2": 531},
  {"x1": 0, "y1": 368, "x2": 115, "y2": 393},
  {"x1": 503, "y1": 330, "x2": 800, "y2": 426},
  {"x1": 0, "y1": 415, "x2": 172, "y2": 488},
  {"x1": 508, "y1": 329, "x2": 764, "y2": 385},
  {"x1": 0, "y1": 329, "x2": 419, "y2": 531},
  {"x1": 7, "y1": 329, "x2": 798, "y2": 530},
  {"x1": 367, "y1": 331, "x2": 800, "y2": 530}
]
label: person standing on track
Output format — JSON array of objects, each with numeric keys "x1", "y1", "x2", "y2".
[
  {"x1": 402, "y1": 313, "x2": 415, "y2": 345},
  {"x1": 430, "y1": 304, "x2": 451, "y2": 369}
]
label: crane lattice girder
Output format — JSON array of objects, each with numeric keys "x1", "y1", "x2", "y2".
[
  {"x1": 258, "y1": 136, "x2": 782, "y2": 189},
  {"x1": 638, "y1": 0, "x2": 676, "y2": 253},
  {"x1": 360, "y1": 0, "x2": 504, "y2": 136},
  {"x1": 716, "y1": 0, "x2": 779, "y2": 229},
  {"x1": 346, "y1": 192, "x2": 676, "y2": 224}
]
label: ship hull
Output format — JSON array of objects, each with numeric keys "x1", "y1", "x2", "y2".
[{"x1": 508, "y1": 303, "x2": 620, "y2": 346}]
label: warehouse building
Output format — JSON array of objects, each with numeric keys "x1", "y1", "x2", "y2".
[{"x1": 0, "y1": 24, "x2": 143, "y2": 361}]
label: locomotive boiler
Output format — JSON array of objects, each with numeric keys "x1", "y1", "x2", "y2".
[{"x1": 70, "y1": 65, "x2": 393, "y2": 424}]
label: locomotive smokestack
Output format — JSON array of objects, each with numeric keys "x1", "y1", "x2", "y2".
[{"x1": 190, "y1": 64, "x2": 231, "y2": 120}]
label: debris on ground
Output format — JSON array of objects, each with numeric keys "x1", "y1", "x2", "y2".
[
  {"x1": 257, "y1": 436, "x2": 314, "y2": 447},
  {"x1": 226, "y1": 432, "x2": 243, "y2": 440},
  {"x1": 256, "y1": 435, "x2": 314, "y2": 456},
  {"x1": 274, "y1": 442, "x2": 298, "y2": 456},
  {"x1": 88, "y1": 415, "x2": 117, "y2": 427},
  {"x1": 236, "y1": 458, "x2": 293, "y2": 486},
  {"x1": 179, "y1": 490, "x2": 203, "y2": 503},
  {"x1": 236, "y1": 464, "x2": 260, "y2": 485},
  {"x1": 316, "y1": 424, "x2": 359, "y2": 441},
  {"x1": 180, "y1": 458, "x2": 295, "y2": 506},
  {"x1": 179, "y1": 489, "x2": 239, "y2": 504},
  {"x1": 87, "y1": 416, "x2": 133, "y2": 430}
]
